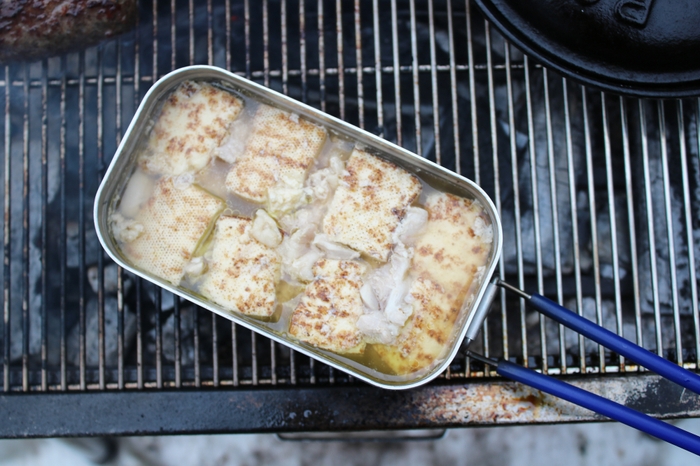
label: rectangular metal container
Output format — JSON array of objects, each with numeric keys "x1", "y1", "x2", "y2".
[{"x1": 94, "y1": 65, "x2": 503, "y2": 389}]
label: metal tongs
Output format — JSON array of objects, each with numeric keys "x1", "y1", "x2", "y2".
[{"x1": 466, "y1": 280, "x2": 700, "y2": 456}]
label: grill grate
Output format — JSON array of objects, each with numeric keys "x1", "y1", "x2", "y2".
[{"x1": 1, "y1": 0, "x2": 699, "y2": 404}]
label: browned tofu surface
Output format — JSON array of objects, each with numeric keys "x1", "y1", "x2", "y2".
[
  {"x1": 373, "y1": 276, "x2": 459, "y2": 375},
  {"x1": 120, "y1": 178, "x2": 225, "y2": 284},
  {"x1": 412, "y1": 192, "x2": 492, "y2": 298},
  {"x1": 288, "y1": 259, "x2": 367, "y2": 353},
  {"x1": 226, "y1": 105, "x2": 327, "y2": 204},
  {"x1": 198, "y1": 216, "x2": 280, "y2": 317},
  {"x1": 374, "y1": 192, "x2": 493, "y2": 374},
  {"x1": 322, "y1": 149, "x2": 421, "y2": 262},
  {"x1": 139, "y1": 81, "x2": 244, "y2": 175}
]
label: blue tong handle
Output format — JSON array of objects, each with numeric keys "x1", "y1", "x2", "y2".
[
  {"x1": 529, "y1": 292, "x2": 700, "y2": 394},
  {"x1": 469, "y1": 281, "x2": 700, "y2": 456}
]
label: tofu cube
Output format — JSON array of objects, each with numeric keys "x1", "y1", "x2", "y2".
[
  {"x1": 288, "y1": 259, "x2": 367, "y2": 353},
  {"x1": 139, "y1": 81, "x2": 244, "y2": 175},
  {"x1": 198, "y1": 216, "x2": 281, "y2": 318},
  {"x1": 374, "y1": 192, "x2": 494, "y2": 374},
  {"x1": 120, "y1": 177, "x2": 225, "y2": 285},
  {"x1": 412, "y1": 192, "x2": 493, "y2": 298},
  {"x1": 372, "y1": 276, "x2": 459, "y2": 375},
  {"x1": 226, "y1": 105, "x2": 327, "y2": 206},
  {"x1": 322, "y1": 149, "x2": 421, "y2": 262}
]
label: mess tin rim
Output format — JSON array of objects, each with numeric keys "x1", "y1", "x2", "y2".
[{"x1": 93, "y1": 65, "x2": 504, "y2": 390}]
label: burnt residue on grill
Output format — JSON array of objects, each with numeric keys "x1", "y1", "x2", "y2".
[{"x1": 0, "y1": 0, "x2": 138, "y2": 64}]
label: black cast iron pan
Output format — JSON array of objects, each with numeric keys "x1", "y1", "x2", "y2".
[{"x1": 473, "y1": 0, "x2": 700, "y2": 98}]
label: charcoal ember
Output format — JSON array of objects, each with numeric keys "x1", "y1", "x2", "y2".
[
  {"x1": 636, "y1": 111, "x2": 700, "y2": 317},
  {"x1": 0, "y1": 0, "x2": 138, "y2": 64},
  {"x1": 66, "y1": 296, "x2": 136, "y2": 367},
  {"x1": 87, "y1": 263, "x2": 132, "y2": 296},
  {"x1": 595, "y1": 195, "x2": 631, "y2": 282},
  {"x1": 66, "y1": 221, "x2": 103, "y2": 269},
  {"x1": 159, "y1": 304, "x2": 196, "y2": 367},
  {"x1": 147, "y1": 288, "x2": 176, "y2": 312}
]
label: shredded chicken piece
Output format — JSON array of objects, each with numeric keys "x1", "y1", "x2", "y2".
[
  {"x1": 305, "y1": 156, "x2": 345, "y2": 202},
  {"x1": 278, "y1": 206, "x2": 325, "y2": 235},
  {"x1": 360, "y1": 283, "x2": 380, "y2": 311},
  {"x1": 184, "y1": 256, "x2": 207, "y2": 278},
  {"x1": 277, "y1": 224, "x2": 320, "y2": 282},
  {"x1": 290, "y1": 247, "x2": 323, "y2": 282},
  {"x1": 394, "y1": 206, "x2": 428, "y2": 245},
  {"x1": 215, "y1": 116, "x2": 253, "y2": 164},
  {"x1": 118, "y1": 170, "x2": 154, "y2": 218},
  {"x1": 357, "y1": 242, "x2": 415, "y2": 344},
  {"x1": 110, "y1": 212, "x2": 144, "y2": 243},
  {"x1": 312, "y1": 234, "x2": 360, "y2": 260},
  {"x1": 384, "y1": 278, "x2": 414, "y2": 327},
  {"x1": 266, "y1": 172, "x2": 308, "y2": 217},
  {"x1": 366, "y1": 242, "x2": 412, "y2": 310},
  {"x1": 472, "y1": 215, "x2": 494, "y2": 244},
  {"x1": 251, "y1": 210, "x2": 283, "y2": 247},
  {"x1": 173, "y1": 172, "x2": 194, "y2": 190},
  {"x1": 356, "y1": 311, "x2": 400, "y2": 345}
]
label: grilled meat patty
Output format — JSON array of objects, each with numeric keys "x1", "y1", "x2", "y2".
[{"x1": 0, "y1": 0, "x2": 137, "y2": 64}]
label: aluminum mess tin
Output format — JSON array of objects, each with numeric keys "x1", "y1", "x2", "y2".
[{"x1": 94, "y1": 65, "x2": 503, "y2": 389}]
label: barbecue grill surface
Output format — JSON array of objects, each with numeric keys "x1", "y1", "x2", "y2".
[{"x1": 1, "y1": 0, "x2": 699, "y2": 436}]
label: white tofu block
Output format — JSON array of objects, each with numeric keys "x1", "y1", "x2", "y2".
[
  {"x1": 322, "y1": 149, "x2": 421, "y2": 262},
  {"x1": 225, "y1": 105, "x2": 327, "y2": 206},
  {"x1": 374, "y1": 192, "x2": 494, "y2": 374},
  {"x1": 198, "y1": 216, "x2": 281, "y2": 318},
  {"x1": 412, "y1": 192, "x2": 493, "y2": 298},
  {"x1": 288, "y1": 259, "x2": 367, "y2": 353},
  {"x1": 139, "y1": 81, "x2": 244, "y2": 175},
  {"x1": 373, "y1": 276, "x2": 458, "y2": 375},
  {"x1": 120, "y1": 177, "x2": 225, "y2": 285}
]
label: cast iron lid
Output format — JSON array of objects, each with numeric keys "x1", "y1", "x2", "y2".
[{"x1": 474, "y1": 0, "x2": 700, "y2": 98}]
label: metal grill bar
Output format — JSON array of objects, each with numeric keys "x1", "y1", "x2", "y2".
[
  {"x1": 620, "y1": 97, "x2": 643, "y2": 353},
  {"x1": 372, "y1": 0, "x2": 383, "y2": 139},
  {"x1": 427, "y1": 0, "x2": 440, "y2": 164},
  {"x1": 116, "y1": 38, "x2": 125, "y2": 391},
  {"x1": 390, "y1": 0, "x2": 401, "y2": 146},
  {"x1": 658, "y1": 101, "x2": 683, "y2": 364},
  {"x1": 2, "y1": 65, "x2": 9, "y2": 394},
  {"x1": 78, "y1": 52, "x2": 87, "y2": 391},
  {"x1": 542, "y1": 68, "x2": 565, "y2": 373},
  {"x1": 523, "y1": 55, "x2": 545, "y2": 372},
  {"x1": 639, "y1": 101, "x2": 662, "y2": 357},
  {"x1": 484, "y1": 20, "x2": 501, "y2": 376},
  {"x1": 563, "y1": 77, "x2": 585, "y2": 373},
  {"x1": 0, "y1": 1, "x2": 698, "y2": 410},
  {"x1": 601, "y1": 93, "x2": 624, "y2": 370},
  {"x1": 96, "y1": 48, "x2": 106, "y2": 391},
  {"x1": 409, "y1": 0, "x2": 420, "y2": 154},
  {"x1": 679, "y1": 100, "x2": 700, "y2": 368},
  {"x1": 504, "y1": 42, "x2": 526, "y2": 367},
  {"x1": 21, "y1": 64, "x2": 29, "y2": 393},
  {"x1": 0, "y1": 64, "x2": 539, "y2": 88},
  {"x1": 581, "y1": 89, "x2": 604, "y2": 372},
  {"x1": 40, "y1": 62, "x2": 48, "y2": 392},
  {"x1": 59, "y1": 57, "x2": 67, "y2": 392}
]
